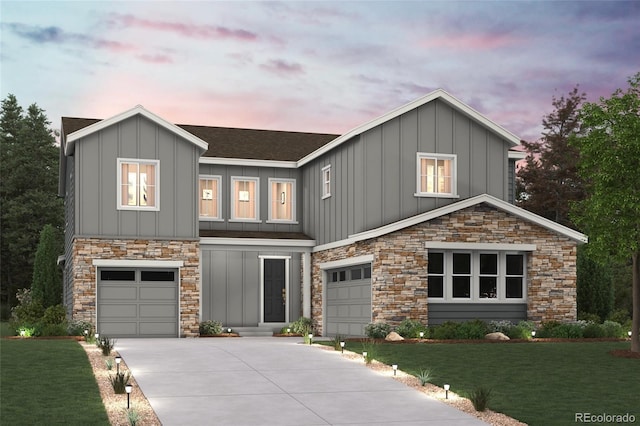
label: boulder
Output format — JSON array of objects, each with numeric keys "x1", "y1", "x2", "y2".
[
  {"x1": 385, "y1": 331, "x2": 405, "y2": 341},
  {"x1": 485, "y1": 332, "x2": 510, "y2": 341}
]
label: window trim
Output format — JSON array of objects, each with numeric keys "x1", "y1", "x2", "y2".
[
  {"x1": 267, "y1": 178, "x2": 297, "y2": 224},
  {"x1": 230, "y1": 176, "x2": 261, "y2": 222},
  {"x1": 321, "y1": 164, "x2": 331, "y2": 199},
  {"x1": 117, "y1": 158, "x2": 160, "y2": 211},
  {"x1": 415, "y1": 153, "x2": 458, "y2": 198},
  {"x1": 428, "y1": 251, "x2": 527, "y2": 303},
  {"x1": 198, "y1": 175, "x2": 223, "y2": 221}
]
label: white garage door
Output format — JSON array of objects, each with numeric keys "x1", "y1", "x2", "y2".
[
  {"x1": 97, "y1": 268, "x2": 178, "y2": 338},
  {"x1": 326, "y1": 263, "x2": 371, "y2": 337}
]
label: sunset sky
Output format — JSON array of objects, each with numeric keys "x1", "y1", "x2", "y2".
[{"x1": 1, "y1": 1, "x2": 638, "y2": 142}]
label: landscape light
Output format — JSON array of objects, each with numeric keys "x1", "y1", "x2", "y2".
[
  {"x1": 227, "y1": 328, "x2": 232, "y2": 334},
  {"x1": 115, "y1": 356, "x2": 122, "y2": 374},
  {"x1": 125, "y1": 384, "x2": 132, "y2": 409},
  {"x1": 340, "y1": 341, "x2": 345, "y2": 353},
  {"x1": 308, "y1": 333, "x2": 313, "y2": 345},
  {"x1": 419, "y1": 331, "x2": 424, "y2": 338},
  {"x1": 363, "y1": 351, "x2": 367, "y2": 361},
  {"x1": 444, "y1": 384, "x2": 450, "y2": 399},
  {"x1": 287, "y1": 328, "x2": 291, "y2": 334},
  {"x1": 531, "y1": 331, "x2": 536, "y2": 338},
  {"x1": 629, "y1": 331, "x2": 632, "y2": 337},
  {"x1": 392, "y1": 364, "x2": 398, "y2": 376}
]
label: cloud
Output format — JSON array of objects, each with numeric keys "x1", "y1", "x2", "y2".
[
  {"x1": 260, "y1": 59, "x2": 304, "y2": 76},
  {"x1": 107, "y1": 13, "x2": 257, "y2": 41},
  {"x1": 419, "y1": 32, "x2": 519, "y2": 51},
  {"x1": 136, "y1": 54, "x2": 173, "y2": 64}
]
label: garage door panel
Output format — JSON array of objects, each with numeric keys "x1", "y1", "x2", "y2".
[
  {"x1": 140, "y1": 322, "x2": 178, "y2": 335},
  {"x1": 139, "y1": 304, "x2": 177, "y2": 318},
  {"x1": 100, "y1": 304, "x2": 137, "y2": 318},
  {"x1": 100, "y1": 322, "x2": 138, "y2": 336},
  {"x1": 100, "y1": 286, "x2": 137, "y2": 300},
  {"x1": 139, "y1": 286, "x2": 176, "y2": 300}
]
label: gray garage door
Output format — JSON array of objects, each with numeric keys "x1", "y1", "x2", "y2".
[
  {"x1": 97, "y1": 268, "x2": 178, "y2": 338},
  {"x1": 326, "y1": 263, "x2": 372, "y2": 337}
]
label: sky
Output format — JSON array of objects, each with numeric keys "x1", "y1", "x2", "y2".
[{"x1": 1, "y1": 1, "x2": 639, "y2": 143}]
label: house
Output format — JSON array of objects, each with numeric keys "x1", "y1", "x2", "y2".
[{"x1": 58, "y1": 89, "x2": 587, "y2": 338}]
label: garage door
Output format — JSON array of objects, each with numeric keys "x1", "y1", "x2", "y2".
[
  {"x1": 326, "y1": 263, "x2": 371, "y2": 337},
  {"x1": 97, "y1": 268, "x2": 178, "y2": 338}
]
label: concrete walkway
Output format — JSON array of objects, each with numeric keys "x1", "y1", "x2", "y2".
[{"x1": 116, "y1": 337, "x2": 486, "y2": 426}]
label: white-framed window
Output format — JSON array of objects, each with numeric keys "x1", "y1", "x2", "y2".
[
  {"x1": 416, "y1": 153, "x2": 457, "y2": 197},
  {"x1": 199, "y1": 175, "x2": 221, "y2": 220},
  {"x1": 231, "y1": 177, "x2": 260, "y2": 221},
  {"x1": 427, "y1": 251, "x2": 526, "y2": 302},
  {"x1": 268, "y1": 178, "x2": 296, "y2": 223},
  {"x1": 117, "y1": 158, "x2": 159, "y2": 210},
  {"x1": 321, "y1": 164, "x2": 331, "y2": 199}
]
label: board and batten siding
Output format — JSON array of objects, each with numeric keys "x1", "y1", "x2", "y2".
[
  {"x1": 303, "y1": 99, "x2": 512, "y2": 245},
  {"x1": 197, "y1": 164, "x2": 303, "y2": 233},
  {"x1": 74, "y1": 115, "x2": 200, "y2": 239},
  {"x1": 63, "y1": 154, "x2": 75, "y2": 316}
]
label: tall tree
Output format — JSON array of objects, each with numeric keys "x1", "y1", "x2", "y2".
[
  {"x1": 0, "y1": 95, "x2": 63, "y2": 309},
  {"x1": 517, "y1": 87, "x2": 586, "y2": 228},
  {"x1": 31, "y1": 224, "x2": 63, "y2": 308},
  {"x1": 576, "y1": 245, "x2": 613, "y2": 321},
  {"x1": 571, "y1": 72, "x2": 640, "y2": 352}
]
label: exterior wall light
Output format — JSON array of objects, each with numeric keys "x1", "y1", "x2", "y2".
[{"x1": 444, "y1": 383, "x2": 450, "y2": 399}]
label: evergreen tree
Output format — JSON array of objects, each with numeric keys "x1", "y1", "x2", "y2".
[
  {"x1": 576, "y1": 246, "x2": 613, "y2": 321},
  {"x1": 0, "y1": 95, "x2": 63, "y2": 309},
  {"x1": 31, "y1": 224, "x2": 63, "y2": 308}
]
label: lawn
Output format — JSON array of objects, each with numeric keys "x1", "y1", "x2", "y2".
[
  {"x1": 0, "y1": 339, "x2": 110, "y2": 425},
  {"x1": 0, "y1": 321, "x2": 14, "y2": 337},
  {"x1": 338, "y1": 341, "x2": 639, "y2": 426}
]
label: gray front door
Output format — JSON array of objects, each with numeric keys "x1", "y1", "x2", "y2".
[{"x1": 264, "y1": 259, "x2": 285, "y2": 322}]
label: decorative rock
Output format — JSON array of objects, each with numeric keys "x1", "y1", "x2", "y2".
[
  {"x1": 485, "y1": 332, "x2": 510, "y2": 341},
  {"x1": 385, "y1": 331, "x2": 405, "y2": 341}
]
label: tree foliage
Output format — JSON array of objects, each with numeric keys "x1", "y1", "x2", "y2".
[
  {"x1": 570, "y1": 72, "x2": 640, "y2": 351},
  {"x1": 31, "y1": 224, "x2": 63, "y2": 308},
  {"x1": 517, "y1": 86, "x2": 586, "y2": 228},
  {"x1": 0, "y1": 95, "x2": 63, "y2": 308},
  {"x1": 576, "y1": 245, "x2": 613, "y2": 322}
]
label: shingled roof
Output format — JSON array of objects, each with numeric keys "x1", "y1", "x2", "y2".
[{"x1": 61, "y1": 117, "x2": 338, "y2": 162}]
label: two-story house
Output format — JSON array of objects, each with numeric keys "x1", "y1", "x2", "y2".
[{"x1": 59, "y1": 89, "x2": 587, "y2": 338}]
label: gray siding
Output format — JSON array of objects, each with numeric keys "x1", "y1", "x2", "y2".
[
  {"x1": 198, "y1": 164, "x2": 303, "y2": 233},
  {"x1": 74, "y1": 115, "x2": 200, "y2": 239},
  {"x1": 303, "y1": 99, "x2": 512, "y2": 244},
  {"x1": 508, "y1": 159, "x2": 516, "y2": 203},
  {"x1": 200, "y1": 247, "x2": 302, "y2": 327},
  {"x1": 428, "y1": 303, "x2": 527, "y2": 326},
  {"x1": 63, "y1": 154, "x2": 75, "y2": 317}
]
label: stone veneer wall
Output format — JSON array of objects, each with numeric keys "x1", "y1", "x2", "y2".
[
  {"x1": 311, "y1": 204, "x2": 578, "y2": 335},
  {"x1": 71, "y1": 237, "x2": 200, "y2": 337}
]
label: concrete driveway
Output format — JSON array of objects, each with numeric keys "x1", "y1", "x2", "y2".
[{"x1": 116, "y1": 337, "x2": 486, "y2": 426}]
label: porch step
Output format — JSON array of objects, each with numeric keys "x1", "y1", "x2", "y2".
[{"x1": 233, "y1": 327, "x2": 279, "y2": 337}]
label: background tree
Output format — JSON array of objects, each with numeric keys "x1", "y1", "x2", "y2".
[
  {"x1": 571, "y1": 72, "x2": 640, "y2": 352},
  {"x1": 31, "y1": 224, "x2": 63, "y2": 308},
  {"x1": 0, "y1": 95, "x2": 63, "y2": 315},
  {"x1": 576, "y1": 245, "x2": 613, "y2": 322}
]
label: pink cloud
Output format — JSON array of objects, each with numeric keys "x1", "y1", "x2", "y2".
[
  {"x1": 260, "y1": 59, "x2": 304, "y2": 76},
  {"x1": 419, "y1": 33, "x2": 519, "y2": 51},
  {"x1": 136, "y1": 53, "x2": 174, "y2": 64},
  {"x1": 109, "y1": 14, "x2": 257, "y2": 41}
]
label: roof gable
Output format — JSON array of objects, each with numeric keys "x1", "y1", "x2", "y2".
[
  {"x1": 298, "y1": 89, "x2": 521, "y2": 166},
  {"x1": 63, "y1": 106, "x2": 209, "y2": 155}
]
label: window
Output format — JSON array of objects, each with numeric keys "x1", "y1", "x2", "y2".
[
  {"x1": 231, "y1": 177, "x2": 259, "y2": 221},
  {"x1": 268, "y1": 178, "x2": 296, "y2": 222},
  {"x1": 321, "y1": 165, "x2": 331, "y2": 199},
  {"x1": 427, "y1": 251, "x2": 526, "y2": 302},
  {"x1": 118, "y1": 159, "x2": 159, "y2": 210},
  {"x1": 199, "y1": 176, "x2": 221, "y2": 220},
  {"x1": 416, "y1": 153, "x2": 456, "y2": 196}
]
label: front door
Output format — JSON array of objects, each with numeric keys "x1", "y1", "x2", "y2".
[{"x1": 264, "y1": 259, "x2": 286, "y2": 322}]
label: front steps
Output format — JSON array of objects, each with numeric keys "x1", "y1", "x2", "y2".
[{"x1": 232, "y1": 326, "x2": 282, "y2": 337}]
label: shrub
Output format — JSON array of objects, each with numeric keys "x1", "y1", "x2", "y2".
[
  {"x1": 41, "y1": 304, "x2": 66, "y2": 325},
  {"x1": 105, "y1": 358, "x2": 113, "y2": 370},
  {"x1": 364, "y1": 322, "x2": 391, "y2": 339},
  {"x1": 290, "y1": 317, "x2": 313, "y2": 335},
  {"x1": 539, "y1": 321, "x2": 586, "y2": 338},
  {"x1": 395, "y1": 319, "x2": 427, "y2": 338},
  {"x1": 362, "y1": 339, "x2": 377, "y2": 364},
  {"x1": 37, "y1": 323, "x2": 68, "y2": 336},
  {"x1": 608, "y1": 309, "x2": 631, "y2": 326},
  {"x1": 416, "y1": 368, "x2": 434, "y2": 386},
  {"x1": 431, "y1": 322, "x2": 461, "y2": 340},
  {"x1": 578, "y1": 312, "x2": 602, "y2": 323},
  {"x1": 332, "y1": 334, "x2": 345, "y2": 351},
  {"x1": 110, "y1": 372, "x2": 131, "y2": 394},
  {"x1": 199, "y1": 320, "x2": 223, "y2": 335},
  {"x1": 488, "y1": 320, "x2": 513, "y2": 334},
  {"x1": 98, "y1": 336, "x2": 116, "y2": 356},
  {"x1": 469, "y1": 386, "x2": 492, "y2": 411},
  {"x1": 457, "y1": 319, "x2": 490, "y2": 339},
  {"x1": 68, "y1": 320, "x2": 94, "y2": 337},
  {"x1": 126, "y1": 408, "x2": 140, "y2": 426},
  {"x1": 602, "y1": 320, "x2": 626, "y2": 338},
  {"x1": 582, "y1": 322, "x2": 606, "y2": 338},
  {"x1": 10, "y1": 288, "x2": 44, "y2": 329},
  {"x1": 505, "y1": 324, "x2": 530, "y2": 340}
]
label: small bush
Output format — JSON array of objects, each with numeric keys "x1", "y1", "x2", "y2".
[
  {"x1": 290, "y1": 317, "x2": 313, "y2": 335},
  {"x1": 68, "y1": 320, "x2": 94, "y2": 337},
  {"x1": 578, "y1": 312, "x2": 602, "y2": 323},
  {"x1": 488, "y1": 320, "x2": 514, "y2": 334},
  {"x1": 199, "y1": 320, "x2": 223, "y2": 335},
  {"x1": 105, "y1": 358, "x2": 113, "y2": 370},
  {"x1": 332, "y1": 334, "x2": 345, "y2": 351},
  {"x1": 416, "y1": 368, "x2": 434, "y2": 386},
  {"x1": 17, "y1": 326, "x2": 36, "y2": 337},
  {"x1": 37, "y1": 322, "x2": 68, "y2": 336},
  {"x1": 538, "y1": 321, "x2": 586, "y2": 338},
  {"x1": 608, "y1": 309, "x2": 631, "y2": 326},
  {"x1": 458, "y1": 319, "x2": 490, "y2": 339},
  {"x1": 110, "y1": 372, "x2": 131, "y2": 394},
  {"x1": 126, "y1": 408, "x2": 140, "y2": 426},
  {"x1": 364, "y1": 322, "x2": 391, "y2": 339},
  {"x1": 469, "y1": 386, "x2": 492, "y2": 411},
  {"x1": 41, "y1": 304, "x2": 66, "y2": 325},
  {"x1": 395, "y1": 319, "x2": 427, "y2": 338},
  {"x1": 98, "y1": 336, "x2": 116, "y2": 356},
  {"x1": 10, "y1": 288, "x2": 44, "y2": 329},
  {"x1": 362, "y1": 339, "x2": 377, "y2": 364},
  {"x1": 602, "y1": 320, "x2": 625, "y2": 338},
  {"x1": 582, "y1": 322, "x2": 605, "y2": 338},
  {"x1": 431, "y1": 322, "x2": 461, "y2": 340}
]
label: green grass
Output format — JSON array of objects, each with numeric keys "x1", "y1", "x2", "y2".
[
  {"x1": 0, "y1": 321, "x2": 15, "y2": 337},
  {"x1": 337, "y1": 341, "x2": 639, "y2": 425},
  {"x1": 1, "y1": 339, "x2": 110, "y2": 425}
]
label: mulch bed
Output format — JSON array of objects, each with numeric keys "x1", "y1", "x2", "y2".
[
  {"x1": 345, "y1": 337, "x2": 630, "y2": 344},
  {"x1": 609, "y1": 349, "x2": 640, "y2": 359},
  {"x1": 199, "y1": 333, "x2": 240, "y2": 337}
]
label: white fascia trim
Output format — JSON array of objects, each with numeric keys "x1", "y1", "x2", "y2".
[
  {"x1": 200, "y1": 157, "x2": 297, "y2": 168},
  {"x1": 508, "y1": 150, "x2": 527, "y2": 160},
  {"x1": 66, "y1": 106, "x2": 208, "y2": 155},
  {"x1": 298, "y1": 89, "x2": 520, "y2": 167},
  {"x1": 200, "y1": 237, "x2": 316, "y2": 247},
  {"x1": 92, "y1": 259, "x2": 184, "y2": 268},
  {"x1": 313, "y1": 193, "x2": 587, "y2": 253},
  {"x1": 318, "y1": 255, "x2": 374, "y2": 270},
  {"x1": 425, "y1": 242, "x2": 537, "y2": 251}
]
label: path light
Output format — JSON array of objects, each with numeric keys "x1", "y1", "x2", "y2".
[
  {"x1": 19, "y1": 329, "x2": 25, "y2": 337},
  {"x1": 287, "y1": 328, "x2": 291, "y2": 334},
  {"x1": 308, "y1": 333, "x2": 313, "y2": 345},
  {"x1": 531, "y1": 331, "x2": 536, "y2": 338},
  {"x1": 444, "y1": 384, "x2": 450, "y2": 399},
  {"x1": 340, "y1": 341, "x2": 345, "y2": 353},
  {"x1": 629, "y1": 331, "x2": 632, "y2": 338},
  {"x1": 419, "y1": 331, "x2": 424, "y2": 338},
  {"x1": 125, "y1": 384, "x2": 132, "y2": 409},
  {"x1": 392, "y1": 364, "x2": 398, "y2": 376},
  {"x1": 115, "y1": 356, "x2": 122, "y2": 374},
  {"x1": 362, "y1": 351, "x2": 367, "y2": 361},
  {"x1": 227, "y1": 328, "x2": 232, "y2": 334}
]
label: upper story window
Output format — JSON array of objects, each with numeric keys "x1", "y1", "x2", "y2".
[
  {"x1": 231, "y1": 177, "x2": 259, "y2": 221},
  {"x1": 117, "y1": 159, "x2": 159, "y2": 210},
  {"x1": 427, "y1": 251, "x2": 526, "y2": 302},
  {"x1": 321, "y1": 164, "x2": 331, "y2": 199},
  {"x1": 268, "y1": 178, "x2": 296, "y2": 223},
  {"x1": 199, "y1": 175, "x2": 221, "y2": 220},
  {"x1": 416, "y1": 153, "x2": 457, "y2": 197}
]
